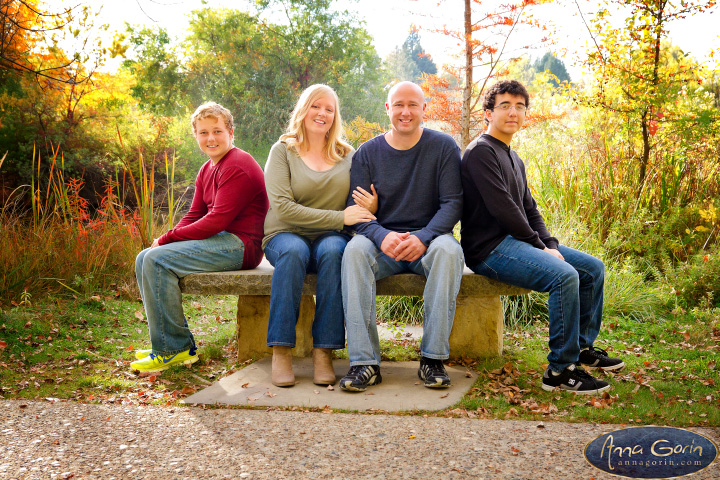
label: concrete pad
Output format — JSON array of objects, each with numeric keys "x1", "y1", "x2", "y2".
[{"x1": 183, "y1": 358, "x2": 476, "y2": 412}]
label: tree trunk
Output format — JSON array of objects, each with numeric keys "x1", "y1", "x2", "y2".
[
  {"x1": 638, "y1": 108, "x2": 650, "y2": 196},
  {"x1": 460, "y1": 0, "x2": 472, "y2": 150},
  {"x1": 638, "y1": 5, "x2": 664, "y2": 193}
]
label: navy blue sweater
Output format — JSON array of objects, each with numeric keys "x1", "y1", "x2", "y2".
[
  {"x1": 348, "y1": 129, "x2": 463, "y2": 248},
  {"x1": 461, "y1": 134, "x2": 558, "y2": 266}
]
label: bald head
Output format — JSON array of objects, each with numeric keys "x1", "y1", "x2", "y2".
[
  {"x1": 385, "y1": 81, "x2": 427, "y2": 144},
  {"x1": 387, "y1": 81, "x2": 426, "y2": 105}
]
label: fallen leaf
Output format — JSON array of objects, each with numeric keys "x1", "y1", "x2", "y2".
[
  {"x1": 0, "y1": 341, "x2": 6, "y2": 349},
  {"x1": 537, "y1": 422, "x2": 545, "y2": 429},
  {"x1": 181, "y1": 386, "x2": 196, "y2": 395},
  {"x1": 440, "y1": 393, "x2": 449, "y2": 398},
  {"x1": 241, "y1": 382, "x2": 249, "y2": 388},
  {"x1": 407, "y1": 435, "x2": 416, "y2": 439},
  {"x1": 134, "y1": 311, "x2": 144, "y2": 321},
  {"x1": 326, "y1": 385, "x2": 334, "y2": 391},
  {"x1": 265, "y1": 391, "x2": 276, "y2": 398},
  {"x1": 465, "y1": 370, "x2": 472, "y2": 378}
]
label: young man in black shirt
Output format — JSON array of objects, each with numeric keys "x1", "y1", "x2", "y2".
[{"x1": 460, "y1": 80, "x2": 624, "y2": 394}]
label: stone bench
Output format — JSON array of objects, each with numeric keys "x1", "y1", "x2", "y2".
[{"x1": 179, "y1": 258, "x2": 529, "y2": 361}]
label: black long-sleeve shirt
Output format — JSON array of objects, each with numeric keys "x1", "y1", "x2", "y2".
[{"x1": 460, "y1": 134, "x2": 558, "y2": 266}]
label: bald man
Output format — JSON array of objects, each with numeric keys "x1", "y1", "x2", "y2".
[{"x1": 339, "y1": 81, "x2": 464, "y2": 392}]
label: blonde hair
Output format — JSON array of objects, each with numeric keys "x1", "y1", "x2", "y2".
[
  {"x1": 191, "y1": 102, "x2": 234, "y2": 135},
  {"x1": 280, "y1": 84, "x2": 351, "y2": 163}
]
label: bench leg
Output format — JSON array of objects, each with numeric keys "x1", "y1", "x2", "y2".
[
  {"x1": 293, "y1": 295, "x2": 315, "y2": 357},
  {"x1": 448, "y1": 295, "x2": 503, "y2": 359},
  {"x1": 235, "y1": 295, "x2": 315, "y2": 361}
]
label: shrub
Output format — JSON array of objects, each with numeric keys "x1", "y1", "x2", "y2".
[{"x1": 668, "y1": 249, "x2": 720, "y2": 309}]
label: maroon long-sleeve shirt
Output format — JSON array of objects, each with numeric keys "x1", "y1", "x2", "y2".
[{"x1": 158, "y1": 147, "x2": 269, "y2": 269}]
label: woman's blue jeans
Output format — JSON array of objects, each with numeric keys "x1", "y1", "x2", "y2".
[
  {"x1": 264, "y1": 232, "x2": 349, "y2": 349},
  {"x1": 135, "y1": 231, "x2": 245, "y2": 356},
  {"x1": 470, "y1": 236, "x2": 605, "y2": 373}
]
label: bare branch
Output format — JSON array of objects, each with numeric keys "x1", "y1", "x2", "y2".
[{"x1": 134, "y1": 0, "x2": 157, "y2": 23}]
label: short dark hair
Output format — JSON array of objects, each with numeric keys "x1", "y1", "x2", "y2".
[{"x1": 482, "y1": 80, "x2": 530, "y2": 114}]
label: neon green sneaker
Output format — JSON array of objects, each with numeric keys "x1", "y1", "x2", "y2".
[
  {"x1": 130, "y1": 348, "x2": 199, "y2": 373},
  {"x1": 135, "y1": 349, "x2": 152, "y2": 360}
]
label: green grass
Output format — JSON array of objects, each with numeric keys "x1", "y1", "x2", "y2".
[
  {"x1": 452, "y1": 311, "x2": 720, "y2": 425},
  {"x1": 1, "y1": 296, "x2": 718, "y2": 425},
  {"x1": 0, "y1": 294, "x2": 242, "y2": 405}
]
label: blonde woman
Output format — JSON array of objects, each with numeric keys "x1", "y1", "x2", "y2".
[{"x1": 263, "y1": 84, "x2": 377, "y2": 387}]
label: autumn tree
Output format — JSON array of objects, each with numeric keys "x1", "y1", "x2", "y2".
[
  {"x1": 577, "y1": 0, "x2": 718, "y2": 192},
  {"x1": 0, "y1": 0, "x2": 87, "y2": 84},
  {"x1": 0, "y1": 2, "x2": 150, "y2": 201},
  {"x1": 421, "y1": 0, "x2": 548, "y2": 149}
]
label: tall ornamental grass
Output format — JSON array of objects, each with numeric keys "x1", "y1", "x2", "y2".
[{"x1": 0, "y1": 146, "x2": 179, "y2": 304}]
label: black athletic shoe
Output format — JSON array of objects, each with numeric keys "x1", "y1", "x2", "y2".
[
  {"x1": 542, "y1": 364, "x2": 610, "y2": 395},
  {"x1": 418, "y1": 357, "x2": 451, "y2": 388},
  {"x1": 578, "y1": 346, "x2": 625, "y2": 371},
  {"x1": 339, "y1": 365, "x2": 382, "y2": 392}
]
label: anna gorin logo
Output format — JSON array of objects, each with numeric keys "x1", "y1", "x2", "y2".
[{"x1": 585, "y1": 426, "x2": 718, "y2": 478}]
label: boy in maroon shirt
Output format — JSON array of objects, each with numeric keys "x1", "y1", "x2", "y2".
[{"x1": 131, "y1": 102, "x2": 269, "y2": 372}]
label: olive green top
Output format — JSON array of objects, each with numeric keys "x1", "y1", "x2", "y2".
[{"x1": 262, "y1": 141, "x2": 355, "y2": 249}]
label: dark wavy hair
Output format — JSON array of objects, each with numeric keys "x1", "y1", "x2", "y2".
[{"x1": 482, "y1": 80, "x2": 530, "y2": 124}]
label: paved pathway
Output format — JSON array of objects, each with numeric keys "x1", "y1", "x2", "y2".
[
  {"x1": 3, "y1": 399, "x2": 719, "y2": 479},
  {"x1": 183, "y1": 358, "x2": 476, "y2": 411}
]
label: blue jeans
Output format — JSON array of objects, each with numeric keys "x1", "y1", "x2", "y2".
[
  {"x1": 342, "y1": 234, "x2": 464, "y2": 366},
  {"x1": 264, "y1": 232, "x2": 349, "y2": 349},
  {"x1": 135, "y1": 231, "x2": 245, "y2": 356},
  {"x1": 469, "y1": 236, "x2": 604, "y2": 372}
]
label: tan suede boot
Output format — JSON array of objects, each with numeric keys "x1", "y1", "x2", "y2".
[
  {"x1": 271, "y1": 346, "x2": 295, "y2": 387},
  {"x1": 312, "y1": 348, "x2": 336, "y2": 386}
]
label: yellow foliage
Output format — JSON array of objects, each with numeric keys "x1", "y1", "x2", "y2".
[{"x1": 699, "y1": 204, "x2": 718, "y2": 225}]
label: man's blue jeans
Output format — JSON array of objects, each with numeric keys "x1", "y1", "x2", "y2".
[
  {"x1": 469, "y1": 235, "x2": 604, "y2": 373},
  {"x1": 264, "y1": 232, "x2": 349, "y2": 349},
  {"x1": 135, "y1": 231, "x2": 245, "y2": 356},
  {"x1": 342, "y1": 234, "x2": 464, "y2": 366}
]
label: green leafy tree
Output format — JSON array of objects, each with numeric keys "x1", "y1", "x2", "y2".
[
  {"x1": 383, "y1": 46, "x2": 420, "y2": 83},
  {"x1": 122, "y1": 25, "x2": 185, "y2": 116},
  {"x1": 123, "y1": 1, "x2": 385, "y2": 158},
  {"x1": 402, "y1": 29, "x2": 437, "y2": 82},
  {"x1": 533, "y1": 51, "x2": 570, "y2": 86}
]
